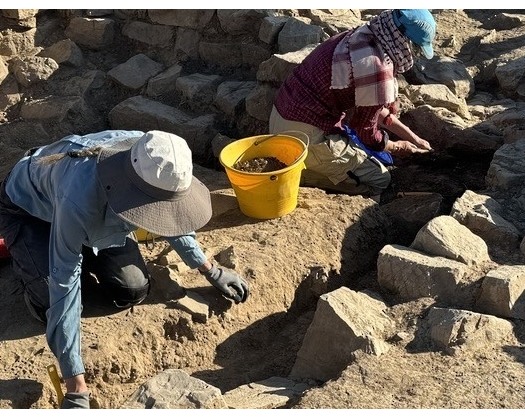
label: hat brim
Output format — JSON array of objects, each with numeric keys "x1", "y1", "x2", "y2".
[
  {"x1": 96, "y1": 138, "x2": 212, "y2": 237},
  {"x1": 421, "y1": 43, "x2": 434, "y2": 59}
]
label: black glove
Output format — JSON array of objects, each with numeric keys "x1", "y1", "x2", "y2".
[
  {"x1": 202, "y1": 265, "x2": 249, "y2": 303},
  {"x1": 60, "y1": 391, "x2": 90, "y2": 409}
]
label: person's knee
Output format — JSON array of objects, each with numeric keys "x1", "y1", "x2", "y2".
[
  {"x1": 370, "y1": 169, "x2": 391, "y2": 195},
  {"x1": 24, "y1": 289, "x2": 48, "y2": 323},
  {"x1": 111, "y1": 282, "x2": 150, "y2": 308},
  {"x1": 105, "y1": 264, "x2": 150, "y2": 308}
]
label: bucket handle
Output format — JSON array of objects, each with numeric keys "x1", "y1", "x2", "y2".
[
  {"x1": 280, "y1": 130, "x2": 309, "y2": 166},
  {"x1": 233, "y1": 131, "x2": 310, "y2": 167},
  {"x1": 253, "y1": 130, "x2": 309, "y2": 148}
]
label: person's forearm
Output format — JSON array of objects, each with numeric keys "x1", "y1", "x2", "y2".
[
  {"x1": 378, "y1": 108, "x2": 416, "y2": 142},
  {"x1": 379, "y1": 108, "x2": 432, "y2": 152},
  {"x1": 165, "y1": 232, "x2": 208, "y2": 269},
  {"x1": 198, "y1": 260, "x2": 213, "y2": 273}
]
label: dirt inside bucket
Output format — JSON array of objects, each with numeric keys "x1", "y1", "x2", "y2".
[{"x1": 233, "y1": 156, "x2": 288, "y2": 173}]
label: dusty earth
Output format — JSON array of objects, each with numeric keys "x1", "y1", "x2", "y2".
[{"x1": 1, "y1": 9, "x2": 525, "y2": 412}]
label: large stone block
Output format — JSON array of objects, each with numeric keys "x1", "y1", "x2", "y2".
[
  {"x1": 121, "y1": 369, "x2": 227, "y2": 408},
  {"x1": 107, "y1": 54, "x2": 164, "y2": 90},
  {"x1": 475, "y1": 265, "x2": 525, "y2": 320},
  {"x1": 108, "y1": 96, "x2": 191, "y2": 134},
  {"x1": 411, "y1": 215, "x2": 491, "y2": 267},
  {"x1": 148, "y1": 9, "x2": 215, "y2": 29},
  {"x1": 277, "y1": 18, "x2": 323, "y2": 53},
  {"x1": 425, "y1": 307, "x2": 514, "y2": 354},
  {"x1": 290, "y1": 287, "x2": 393, "y2": 382},
  {"x1": 245, "y1": 83, "x2": 277, "y2": 121},
  {"x1": 39, "y1": 39, "x2": 83, "y2": 67},
  {"x1": 451, "y1": 189, "x2": 520, "y2": 249},
  {"x1": 64, "y1": 17, "x2": 115, "y2": 49},
  {"x1": 146, "y1": 64, "x2": 182, "y2": 98},
  {"x1": 377, "y1": 244, "x2": 475, "y2": 305},
  {"x1": 122, "y1": 21, "x2": 174, "y2": 46},
  {"x1": 199, "y1": 42, "x2": 243, "y2": 68}
]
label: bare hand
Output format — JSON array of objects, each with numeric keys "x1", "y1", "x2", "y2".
[
  {"x1": 388, "y1": 140, "x2": 432, "y2": 157},
  {"x1": 411, "y1": 135, "x2": 432, "y2": 151}
]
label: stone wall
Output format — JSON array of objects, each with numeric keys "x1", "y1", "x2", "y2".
[{"x1": 0, "y1": 9, "x2": 363, "y2": 167}]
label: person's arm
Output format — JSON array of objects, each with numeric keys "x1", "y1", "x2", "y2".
[
  {"x1": 165, "y1": 233, "x2": 249, "y2": 303},
  {"x1": 378, "y1": 107, "x2": 433, "y2": 156},
  {"x1": 349, "y1": 105, "x2": 389, "y2": 151},
  {"x1": 46, "y1": 200, "x2": 89, "y2": 397}
]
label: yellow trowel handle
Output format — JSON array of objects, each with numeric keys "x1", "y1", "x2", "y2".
[{"x1": 47, "y1": 364, "x2": 64, "y2": 406}]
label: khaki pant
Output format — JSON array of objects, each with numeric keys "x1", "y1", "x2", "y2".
[{"x1": 269, "y1": 106, "x2": 391, "y2": 197}]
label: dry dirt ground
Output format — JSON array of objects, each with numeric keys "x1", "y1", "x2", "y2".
[{"x1": 1, "y1": 9, "x2": 525, "y2": 413}]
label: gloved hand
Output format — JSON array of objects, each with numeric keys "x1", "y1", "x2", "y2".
[
  {"x1": 202, "y1": 265, "x2": 249, "y2": 303},
  {"x1": 60, "y1": 391, "x2": 90, "y2": 409}
]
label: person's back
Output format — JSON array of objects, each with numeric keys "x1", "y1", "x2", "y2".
[
  {"x1": 7, "y1": 136, "x2": 102, "y2": 225},
  {"x1": 274, "y1": 30, "x2": 353, "y2": 133}
]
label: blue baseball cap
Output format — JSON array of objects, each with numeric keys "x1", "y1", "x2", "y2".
[{"x1": 392, "y1": 9, "x2": 436, "y2": 59}]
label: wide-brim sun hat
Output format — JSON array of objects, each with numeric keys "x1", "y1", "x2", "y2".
[
  {"x1": 392, "y1": 9, "x2": 436, "y2": 59},
  {"x1": 97, "y1": 130, "x2": 212, "y2": 237}
]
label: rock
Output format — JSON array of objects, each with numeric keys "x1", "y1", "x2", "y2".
[
  {"x1": 407, "y1": 56, "x2": 475, "y2": 99},
  {"x1": 377, "y1": 244, "x2": 475, "y2": 305},
  {"x1": 108, "y1": 96, "x2": 191, "y2": 134},
  {"x1": 475, "y1": 265, "x2": 525, "y2": 320},
  {"x1": 38, "y1": 39, "x2": 83, "y2": 67},
  {"x1": 380, "y1": 193, "x2": 444, "y2": 246},
  {"x1": 122, "y1": 21, "x2": 174, "y2": 47},
  {"x1": 121, "y1": 369, "x2": 227, "y2": 409},
  {"x1": 425, "y1": 306, "x2": 514, "y2": 354},
  {"x1": 278, "y1": 18, "x2": 323, "y2": 53},
  {"x1": 10, "y1": 56, "x2": 58, "y2": 87},
  {"x1": 257, "y1": 45, "x2": 317, "y2": 83},
  {"x1": 175, "y1": 27, "x2": 200, "y2": 59},
  {"x1": 173, "y1": 292, "x2": 210, "y2": 323},
  {"x1": 290, "y1": 287, "x2": 394, "y2": 382},
  {"x1": 245, "y1": 83, "x2": 277, "y2": 121},
  {"x1": 214, "y1": 81, "x2": 256, "y2": 117},
  {"x1": 259, "y1": 16, "x2": 289, "y2": 44},
  {"x1": 64, "y1": 17, "x2": 115, "y2": 49},
  {"x1": 145, "y1": 64, "x2": 183, "y2": 98},
  {"x1": 410, "y1": 215, "x2": 491, "y2": 267},
  {"x1": 148, "y1": 9, "x2": 215, "y2": 29},
  {"x1": 107, "y1": 54, "x2": 164, "y2": 90},
  {"x1": 223, "y1": 376, "x2": 308, "y2": 408},
  {"x1": 199, "y1": 42, "x2": 243, "y2": 68},
  {"x1": 486, "y1": 139, "x2": 525, "y2": 191},
  {"x1": 404, "y1": 84, "x2": 471, "y2": 119},
  {"x1": 175, "y1": 73, "x2": 221, "y2": 111},
  {"x1": 451, "y1": 190, "x2": 521, "y2": 250},
  {"x1": 0, "y1": 27, "x2": 36, "y2": 56},
  {"x1": 217, "y1": 9, "x2": 267, "y2": 36}
]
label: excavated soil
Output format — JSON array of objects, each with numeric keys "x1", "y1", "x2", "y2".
[{"x1": 0, "y1": 9, "x2": 525, "y2": 413}]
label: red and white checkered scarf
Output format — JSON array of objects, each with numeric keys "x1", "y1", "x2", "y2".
[{"x1": 331, "y1": 9, "x2": 413, "y2": 107}]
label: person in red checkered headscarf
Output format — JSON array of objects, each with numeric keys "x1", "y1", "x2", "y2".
[{"x1": 270, "y1": 9, "x2": 436, "y2": 202}]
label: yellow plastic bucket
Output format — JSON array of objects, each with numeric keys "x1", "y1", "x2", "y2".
[
  {"x1": 219, "y1": 133, "x2": 308, "y2": 219},
  {"x1": 135, "y1": 228, "x2": 159, "y2": 242}
]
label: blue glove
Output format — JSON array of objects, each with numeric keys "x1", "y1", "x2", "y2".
[
  {"x1": 60, "y1": 391, "x2": 90, "y2": 409},
  {"x1": 202, "y1": 265, "x2": 249, "y2": 303}
]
